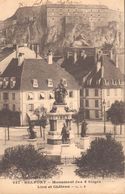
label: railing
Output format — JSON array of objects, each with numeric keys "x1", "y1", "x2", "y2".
[{"x1": 61, "y1": 156, "x2": 76, "y2": 165}]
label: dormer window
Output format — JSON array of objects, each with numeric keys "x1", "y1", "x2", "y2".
[
  {"x1": 32, "y1": 79, "x2": 38, "y2": 88},
  {"x1": 40, "y1": 92, "x2": 45, "y2": 100},
  {"x1": 3, "y1": 77, "x2": 9, "y2": 88},
  {"x1": 10, "y1": 77, "x2": 16, "y2": 89},
  {"x1": 27, "y1": 92, "x2": 34, "y2": 100},
  {"x1": 62, "y1": 78, "x2": 67, "y2": 87},
  {"x1": 47, "y1": 79, "x2": 53, "y2": 88},
  {"x1": 49, "y1": 92, "x2": 54, "y2": 99},
  {"x1": 0, "y1": 77, "x2": 3, "y2": 88}
]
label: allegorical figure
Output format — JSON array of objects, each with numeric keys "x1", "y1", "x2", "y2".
[
  {"x1": 61, "y1": 123, "x2": 70, "y2": 144},
  {"x1": 54, "y1": 79, "x2": 68, "y2": 105}
]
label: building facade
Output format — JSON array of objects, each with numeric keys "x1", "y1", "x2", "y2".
[
  {"x1": 46, "y1": 3, "x2": 123, "y2": 29},
  {"x1": 62, "y1": 46, "x2": 124, "y2": 120},
  {"x1": 0, "y1": 48, "x2": 80, "y2": 125}
]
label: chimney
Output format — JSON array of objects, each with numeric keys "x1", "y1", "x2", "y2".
[
  {"x1": 101, "y1": 65, "x2": 104, "y2": 78},
  {"x1": 81, "y1": 50, "x2": 87, "y2": 59},
  {"x1": 47, "y1": 50, "x2": 53, "y2": 65},
  {"x1": 115, "y1": 54, "x2": 119, "y2": 68},
  {"x1": 18, "y1": 53, "x2": 24, "y2": 66},
  {"x1": 74, "y1": 51, "x2": 77, "y2": 63},
  {"x1": 110, "y1": 49, "x2": 113, "y2": 61},
  {"x1": 96, "y1": 50, "x2": 103, "y2": 72}
]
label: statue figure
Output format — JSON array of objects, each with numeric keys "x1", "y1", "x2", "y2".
[
  {"x1": 27, "y1": 123, "x2": 36, "y2": 139},
  {"x1": 54, "y1": 79, "x2": 68, "y2": 105},
  {"x1": 81, "y1": 120, "x2": 88, "y2": 137},
  {"x1": 61, "y1": 123, "x2": 70, "y2": 144}
]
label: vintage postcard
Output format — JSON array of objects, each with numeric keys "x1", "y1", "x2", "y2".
[{"x1": 0, "y1": 0, "x2": 124, "y2": 194}]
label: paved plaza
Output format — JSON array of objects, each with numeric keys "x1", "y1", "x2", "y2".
[{"x1": 0, "y1": 121, "x2": 125, "y2": 157}]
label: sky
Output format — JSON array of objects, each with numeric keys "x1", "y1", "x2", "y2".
[{"x1": 0, "y1": 0, "x2": 124, "y2": 20}]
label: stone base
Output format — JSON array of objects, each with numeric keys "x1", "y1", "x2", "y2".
[
  {"x1": 47, "y1": 138, "x2": 62, "y2": 145},
  {"x1": 79, "y1": 136, "x2": 91, "y2": 150}
]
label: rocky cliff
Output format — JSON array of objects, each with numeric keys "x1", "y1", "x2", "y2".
[{"x1": 0, "y1": 6, "x2": 124, "y2": 54}]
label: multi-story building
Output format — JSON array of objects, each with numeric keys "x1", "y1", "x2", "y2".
[
  {"x1": 0, "y1": 48, "x2": 80, "y2": 125},
  {"x1": 62, "y1": 47, "x2": 124, "y2": 120},
  {"x1": 46, "y1": 3, "x2": 123, "y2": 30}
]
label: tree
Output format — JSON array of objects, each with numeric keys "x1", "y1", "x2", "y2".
[
  {"x1": 107, "y1": 101, "x2": 125, "y2": 135},
  {"x1": 34, "y1": 106, "x2": 48, "y2": 139},
  {"x1": 0, "y1": 109, "x2": 20, "y2": 141},
  {"x1": 73, "y1": 109, "x2": 85, "y2": 135},
  {"x1": 76, "y1": 134, "x2": 125, "y2": 178},
  {"x1": 0, "y1": 145, "x2": 59, "y2": 179}
]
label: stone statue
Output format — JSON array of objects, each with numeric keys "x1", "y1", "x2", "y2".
[{"x1": 54, "y1": 79, "x2": 68, "y2": 105}]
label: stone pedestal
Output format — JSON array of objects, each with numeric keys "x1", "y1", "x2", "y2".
[
  {"x1": 79, "y1": 136, "x2": 91, "y2": 151},
  {"x1": 47, "y1": 104, "x2": 73, "y2": 145}
]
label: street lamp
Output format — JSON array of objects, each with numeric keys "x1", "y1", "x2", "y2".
[{"x1": 102, "y1": 100, "x2": 106, "y2": 134}]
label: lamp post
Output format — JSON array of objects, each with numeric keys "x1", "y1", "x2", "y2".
[{"x1": 102, "y1": 100, "x2": 106, "y2": 134}]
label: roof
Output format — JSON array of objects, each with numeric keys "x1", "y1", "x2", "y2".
[
  {"x1": 62, "y1": 54, "x2": 124, "y2": 88},
  {"x1": 46, "y1": 4, "x2": 108, "y2": 9},
  {"x1": 84, "y1": 55, "x2": 124, "y2": 88},
  {"x1": 1, "y1": 59, "x2": 23, "y2": 90},
  {"x1": 20, "y1": 59, "x2": 80, "y2": 90},
  {"x1": 61, "y1": 55, "x2": 95, "y2": 84},
  {"x1": 0, "y1": 58, "x2": 80, "y2": 91}
]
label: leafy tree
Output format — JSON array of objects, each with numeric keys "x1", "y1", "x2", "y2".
[
  {"x1": 73, "y1": 109, "x2": 85, "y2": 135},
  {"x1": 0, "y1": 109, "x2": 20, "y2": 141},
  {"x1": 76, "y1": 134, "x2": 124, "y2": 177},
  {"x1": 34, "y1": 106, "x2": 48, "y2": 139},
  {"x1": 107, "y1": 101, "x2": 125, "y2": 135},
  {"x1": 0, "y1": 145, "x2": 59, "y2": 179}
]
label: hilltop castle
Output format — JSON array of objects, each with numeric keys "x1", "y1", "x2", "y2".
[{"x1": 46, "y1": 3, "x2": 123, "y2": 30}]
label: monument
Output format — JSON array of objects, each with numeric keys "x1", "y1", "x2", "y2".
[{"x1": 47, "y1": 79, "x2": 73, "y2": 145}]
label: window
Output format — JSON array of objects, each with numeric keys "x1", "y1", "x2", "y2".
[
  {"x1": 62, "y1": 78, "x2": 67, "y2": 87},
  {"x1": 0, "y1": 77, "x2": 3, "y2": 88},
  {"x1": 47, "y1": 79, "x2": 53, "y2": 87},
  {"x1": 10, "y1": 77, "x2": 16, "y2": 88},
  {"x1": 85, "y1": 88, "x2": 89, "y2": 96},
  {"x1": 39, "y1": 92, "x2": 45, "y2": 100},
  {"x1": 85, "y1": 100, "x2": 89, "y2": 107},
  {"x1": 95, "y1": 110, "x2": 99, "y2": 118},
  {"x1": 69, "y1": 91, "x2": 73, "y2": 98},
  {"x1": 3, "y1": 92, "x2": 9, "y2": 100},
  {"x1": 28, "y1": 104, "x2": 34, "y2": 111},
  {"x1": 12, "y1": 104, "x2": 16, "y2": 111},
  {"x1": 114, "y1": 89, "x2": 117, "y2": 96},
  {"x1": 95, "y1": 89, "x2": 99, "y2": 96},
  {"x1": 80, "y1": 89, "x2": 83, "y2": 96},
  {"x1": 95, "y1": 100, "x2": 99, "y2": 107},
  {"x1": 3, "y1": 104, "x2": 9, "y2": 110},
  {"x1": 32, "y1": 79, "x2": 38, "y2": 88},
  {"x1": 27, "y1": 92, "x2": 34, "y2": 100},
  {"x1": 12, "y1": 93, "x2": 15, "y2": 100},
  {"x1": 107, "y1": 89, "x2": 110, "y2": 96},
  {"x1": 49, "y1": 92, "x2": 54, "y2": 99},
  {"x1": 3, "y1": 77, "x2": 9, "y2": 88}
]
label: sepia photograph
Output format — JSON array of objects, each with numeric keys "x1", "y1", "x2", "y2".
[{"x1": 0, "y1": 0, "x2": 124, "y2": 193}]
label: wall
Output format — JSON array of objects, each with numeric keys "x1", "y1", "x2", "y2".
[
  {"x1": 0, "y1": 90, "x2": 20, "y2": 111},
  {"x1": 20, "y1": 89, "x2": 80, "y2": 125}
]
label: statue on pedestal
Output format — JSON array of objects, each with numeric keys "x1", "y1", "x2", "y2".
[{"x1": 54, "y1": 79, "x2": 68, "y2": 105}]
